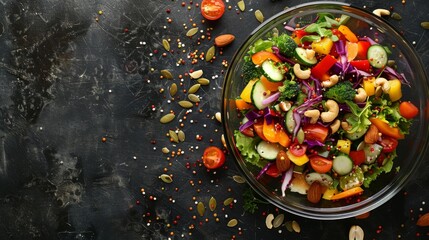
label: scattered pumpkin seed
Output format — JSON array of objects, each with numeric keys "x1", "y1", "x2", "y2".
[
  {"x1": 227, "y1": 219, "x2": 238, "y2": 227},
  {"x1": 169, "y1": 83, "x2": 177, "y2": 97},
  {"x1": 391, "y1": 12, "x2": 402, "y2": 20},
  {"x1": 209, "y1": 197, "x2": 217, "y2": 211},
  {"x1": 292, "y1": 220, "x2": 301, "y2": 233},
  {"x1": 189, "y1": 69, "x2": 203, "y2": 79},
  {"x1": 232, "y1": 175, "x2": 246, "y2": 184},
  {"x1": 265, "y1": 213, "x2": 274, "y2": 229},
  {"x1": 237, "y1": 0, "x2": 245, "y2": 11},
  {"x1": 162, "y1": 39, "x2": 170, "y2": 51},
  {"x1": 255, "y1": 10, "x2": 264, "y2": 23},
  {"x1": 178, "y1": 130, "x2": 185, "y2": 142},
  {"x1": 223, "y1": 197, "x2": 234, "y2": 206},
  {"x1": 197, "y1": 78, "x2": 210, "y2": 85},
  {"x1": 188, "y1": 93, "x2": 200, "y2": 103},
  {"x1": 205, "y1": 45, "x2": 215, "y2": 62},
  {"x1": 161, "y1": 147, "x2": 170, "y2": 154},
  {"x1": 421, "y1": 21, "x2": 429, "y2": 30},
  {"x1": 215, "y1": 112, "x2": 222, "y2": 123},
  {"x1": 159, "y1": 174, "x2": 173, "y2": 183},
  {"x1": 188, "y1": 84, "x2": 201, "y2": 94},
  {"x1": 197, "y1": 201, "x2": 205, "y2": 216},
  {"x1": 160, "y1": 113, "x2": 175, "y2": 124},
  {"x1": 273, "y1": 214, "x2": 284, "y2": 228},
  {"x1": 169, "y1": 130, "x2": 179, "y2": 143},
  {"x1": 160, "y1": 69, "x2": 173, "y2": 79},
  {"x1": 178, "y1": 100, "x2": 193, "y2": 109},
  {"x1": 285, "y1": 221, "x2": 293, "y2": 232},
  {"x1": 186, "y1": 27, "x2": 199, "y2": 37}
]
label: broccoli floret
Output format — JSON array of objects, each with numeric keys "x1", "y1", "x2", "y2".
[
  {"x1": 272, "y1": 33, "x2": 297, "y2": 57},
  {"x1": 323, "y1": 81, "x2": 355, "y2": 103},
  {"x1": 242, "y1": 61, "x2": 263, "y2": 83},
  {"x1": 278, "y1": 80, "x2": 300, "y2": 101}
]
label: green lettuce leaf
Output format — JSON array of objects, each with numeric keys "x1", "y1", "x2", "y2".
[
  {"x1": 234, "y1": 130, "x2": 265, "y2": 168},
  {"x1": 363, "y1": 150, "x2": 397, "y2": 188}
]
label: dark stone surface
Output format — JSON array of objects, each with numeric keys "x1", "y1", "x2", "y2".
[{"x1": 0, "y1": 0, "x2": 428, "y2": 239}]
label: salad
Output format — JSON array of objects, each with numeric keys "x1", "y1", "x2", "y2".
[{"x1": 234, "y1": 13, "x2": 419, "y2": 204}]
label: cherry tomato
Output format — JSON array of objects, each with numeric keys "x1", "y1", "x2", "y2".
[
  {"x1": 203, "y1": 146, "x2": 226, "y2": 169},
  {"x1": 266, "y1": 164, "x2": 281, "y2": 178},
  {"x1": 309, "y1": 155, "x2": 333, "y2": 174},
  {"x1": 200, "y1": 0, "x2": 225, "y2": 21},
  {"x1": 349, "y1": 150, "x2": 365, "y2": 166},
  {"x1": 379, "y1": 136, "x2": 398, "y2": 153},
  {"x1": 289, "y1": 143, "x2": 307, "y2": 157},
  {"x1": 399, "y1": 101, "x2": 419, "y2": 119},
  {"x1": 303, "y1": 124, "x2": 329, "y2": 143}
]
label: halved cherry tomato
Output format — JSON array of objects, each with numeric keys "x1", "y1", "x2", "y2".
[
  {"x1": 200, "y1": 0, "x2": 225, "y2": 21},
  {"x1": 369, "y1": 118, "x2": 404, "y2": 139},
  {"x1": 303, "y1": 124, "x2": 329, "y2": 143},
  {"x1": 203, "y1": 146, "x2": 226, "y2": 169},
  {"x1": 349, "y1": 150, "x2": 365, "y2": 166},
  {"x1": 350, "y1": 60, "x2": 371, "y2": 72},
  {"x1": 266, "y1": 164, "x2": 281, "y2": 178},
  {"x1": 399, "y1": 101, "x2": 419, "y2": 119},
  {"x1": 356, "y1": 41, "x2": 371, "y2": 60},
  {"x1": 289, "y1": 143, "x2": 307, "y2": 157},
  {"x1": 309, "y1": 155, "x2": 333, "y2": 174},
  {"x1": 379, "y1": 136, "x2": 398, "y2": 153},
  {"x1": 253, "y1": 119, "x2": 268, "y2": 141},
  {"x1": 251, "y1": 51, "x2": 281, "y2": 65}
]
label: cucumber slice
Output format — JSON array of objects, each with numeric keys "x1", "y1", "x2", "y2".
[
  {"x1": 250, "y1": 80, "x2": 270, "y2": 109},
  {"x1": 295, "y1": 47, "x2": 317, "y2": 66},
  {"x1": 363, "y1": 143, "x2": 383, "y2": 164},
  {"x1": 305, "y1": 172, "x2": 334, "y2": 187},
  {"x1": 333, "y1": 154, "x2": 354, "y2": 175},
  {"x1": 256, "y1": 141, "x2": 282, "y2": 160},
  {"x1": 262, "y1": 60, "x2": 284, "y2": 82},
  {"x1": 285, "y1": 106, "x2": 296, "y2": 134},
  {"x1": 367, "y1": 44, "x2": 388, "y2": 68}
]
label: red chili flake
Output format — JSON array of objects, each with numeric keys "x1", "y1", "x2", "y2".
[
  {"x1": 181, "y1": 1, "x2": 186, "y2": 7},
  {"x1": 166, "y1": 8, "x2": 171, "y2": 13},
  {"x1": 124, "y1": 28, "x2": 129, "y2": 33},
  {"x1": 153, "y1": 49, "x2": 159, "y2": 54}
]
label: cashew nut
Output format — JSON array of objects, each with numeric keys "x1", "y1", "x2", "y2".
[
  {"x1": 372, "y1": 8, "x2": 390, "y2": 17},
  {"x1": 293, "y1": 64, "x2": 311, "y2": 80},
  {"x1": 330, "y1": 119, "x2": 341, "y2": 134},
  {"x1": 321, "y1": 74, "x2": 339, "y2": 88},
  {"x1": 305, "y1": 49, "x2": 316, "y2": 61},
  {"x1": 354, "y1": 88, "x2": 368, "y2": 103},
  {"x1": 320, "y1": 100, "x2": 339, "y2": 123},
  {"x1": 341, "y1": 121, "x2": 352, "y2": 131},
  {"x1": 279, "y1": 101, "x2": 292, "y2": 112},
  {"x1": 304, "y1": 109, "x2": 320, "y2": 124},
  {"x1": 375, "y1": 77, "x2": 391, "y2": 97}
]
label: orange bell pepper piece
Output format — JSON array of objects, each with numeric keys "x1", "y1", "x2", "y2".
[
  {"x1": 338, "y1": 25, "x2": 358, "y2": 43},
  {"x1": 262, "y1": 118, "x2": 280, "y2": 143},
  {"x1": 260, "y1": 75, "x2": 283, "y2": 92},
  {"x1": 278, "y1": 130, "x2": 291, "y2": 148},
  {"x1": 251, "y1": 51, "x2": 281, "y2": 65},
  {"x1": 235, "y1": 98, "x2": 253, "y2": 110},
  {"x1": 330, "y1": 187, "x2": 363, "y2": 200},
  {"x1": 369, "y1": 118, "x2": 404, "y2": 139}
]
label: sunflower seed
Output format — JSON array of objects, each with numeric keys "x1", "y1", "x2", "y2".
[
  {"x1": 205, "y1": 45, "x2": 215, "y2": 62},
  {"x1": 391, "y1": 12, "x2": 402, "y2": 20},
  {"x1": 188, "y1": 84, "x2": 201, "y2": 94},
  {"x1": 273, "y1": 214, "x2": 284, "y2": 228},
  {"x1": 237, "y1": 0, "x2": 245, "y2": 11},
  {"x1": 223, "y1": 197, "x2": 234, "y2": 206},
  {"x1": 227, "y1": 219, "x2": 238, "y2": 227},
  {"x1": 421, "y1": 22, "x2": 429, "y2": 29},
  {"x1": 169, "y1": 130, "x2": 179, "y2": 143},
  {"x1": 162, "y1": 39, "x2": 170, "y2": 51},
  {"x1": 160, "y1": 113, "x2": 175, "y2": 123},
  {"x1": 292, "y1": 220, "x2": 301, "y2": 233},
  {"x1": 160, "y1": 69, "x2": 173, "y2": 79},
  {"x1": 188, "y1": 94, "x2": 200, "y2": 103},
  {"x1": 255, "y1": 10, "x2": 264, "y2": 23},
  {"x1": 197, "y1": 78, "x2": 210, "y2": 85},
  {"x1": 215, "y1": 112, "x2": 222, "y2": 123},
  {"x1": 178, "y1": 100, "x2": 193, "y2": 109},
  {"x1": 209, "y1": 197, "x2": 217, "y2": 211},
  {"x1": 178, "y1": 130, "x2": 185, "y2": 142},
  {"x1": 189, "y1": 70, "x2": 203, "y2": 79},
  {"x1": 159, "y1": 174, "x2": 173, "y2": 183},
  {"x1": 186, "y1": 27, "x2": 199, "y2": 37},
  {"x1": 232, "y1": 175, "x2": 246, "y2": 184},
  {"x1": 161, "y1": 147, "x2": 170, "y2": 154},
  {"x1": 197, "y1": 201, "x2": 205, "y2": 216},
  {"x1": 169, "y1": 83, "x2": 177, "y2": 97}
]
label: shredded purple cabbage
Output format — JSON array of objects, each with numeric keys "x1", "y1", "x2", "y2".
[
  {"x1": 272, "y1": 46, "x2": 296, "y2": 65},
  {"x1": 262, "y1": 92, "x2": 280, "y2": 106},
  {"x1": 304, "y1": 139, "x2": 325, "y2": 148},
  {"x1": 256, "y1": 162, "x2": 274, "y2": 180},
  {"x1": 281, "y1": 166, "x2": 294, "y2": 197}
]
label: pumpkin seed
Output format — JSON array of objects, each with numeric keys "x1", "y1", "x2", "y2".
[
  {"x1": 188, "y1": 94, "x2": 200, "y2": 103},
  {"x1": 162, "y1": 147, "x2": 170, "y2": 154},
  {"x1": 265, "y1": 213, "x2": 274, "y2": 229},
  {"x1": 160, "y1": 69, "x2": 173, "y2": 79},
  {"x1": 169, "y1": 130, "x2": 179, "y2": 143},
  {"x1": 189, "y1": 70, "x2": 203, "y2": 79},
  {"x1": 209, "y1": 197, "x2": 217, "y2": 211},
  {"x1": 178, "y1": 130, "x2": 185, "y2": 142},
  {"x1": 197, "y1": 201, "x2": 205, "y2": 216},
  {"x1": 188, "y1": 84, "x2": 201, "y2": 94},
  {"x1": 162, "y1": 39, "x2": 170, "y2": 51},
  {"x1": 169, "y1": 83, "x2": 177, "y2": 97},
  {"x1": 421, "y1": 22, "x2": 429, "y2": 30},
  {"x1": 205, "y1": 45, "x2": 215, "y2": 62},
  {"x1": 197, "y1": 78, "x2": 210, "y2": 85},
  {"x1": 232, "y1": 175, "x2": 246, "y2": 184},
  {"x1": 285, "y1": 221, "x2": 293, "y2": 232},
  {"x1": 160, "y1": 113, "x2": 175, "y2": 123},
  {"x1": 227, "y1": 219, "x2": 238, "y2": 227},
  {"x1": 186, "y1": 27, "x2": 199, "y2": 37},
  {"x1": 237, "y1": 0, "x2": 245, "y2": 11},
  {"x1": 292, "y1": 220, "x2": 301, "y2": 233},
  {"x1": 215, "y1": 112, "x2": 222, "y2": 123},
  {"x1": 273, "y1": 214, "x2": 284, "y2": 228},
  {"x1": 159, "y1": 174, "x2": 173, "y2": 183},
  {"x1": 255, "y1": 10, "x2": 264, "y2": 23},
  {"x1": 391, "y1": 12, "x2": 402, "y2": 20},
  {"x1": 178, "y1": 100, "x2": 193, "y2": 109},
  {"x1": 223, "y1": 197, "x2": 234, "y2": 206}
]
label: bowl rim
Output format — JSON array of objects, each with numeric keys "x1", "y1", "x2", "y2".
[{"x1": 222, "y1": 1, "x2": 429, "y2": 220}]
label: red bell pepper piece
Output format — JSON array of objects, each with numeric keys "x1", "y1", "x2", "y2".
[
  {"x1": 311, "y1": 55, "x2": 337, "y2": 80},
  {"x1": 349, "y1": 150, "x2": 365, "y2": 166},
  {"x1": 356, "y1": 41, "x2": 371, "y2": 60},
  {"x1": 350, "y1": 59, "x2": 371, "y2": 72}
]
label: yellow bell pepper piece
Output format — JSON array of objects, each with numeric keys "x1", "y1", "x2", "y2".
[
  {"x1": 336, "y1": 139, "x2": 351, "y2": 155},
  {"x1": 363, "y1": 77, "x2": 376, "y2": 96},
  {"x1": 239, "y1": 79, "x2": 257, "y2": 103},
  {"x1": 311, "y1": 37, "x2": 334, "y2": 55},
  {"x1": 322, "y1": 188, "x2": 338, "y2": 200},
  {"x1": 286, "y1": 150, "x2": 309, "y2": 166},
  {"x1": 388, "y1": 79, "x2": 402, "y2": 102}
]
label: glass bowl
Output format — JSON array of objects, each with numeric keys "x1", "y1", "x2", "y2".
[{"x1": 222, "y1": 1, "x2": 429, "y2": 219}]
